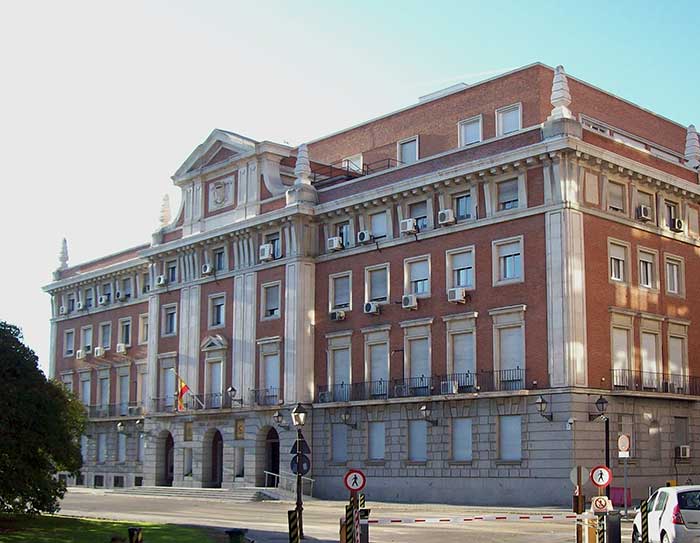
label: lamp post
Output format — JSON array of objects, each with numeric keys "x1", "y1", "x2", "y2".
[
  {"x1": 595, "y1": 395, "x2": 610, "y2": 498},
  {"x1": 291, "y1": 403, "x2": 307, "y2": 539},
  {"x1": 535, "y1": 395, "x2": 553, "y2": 421}
]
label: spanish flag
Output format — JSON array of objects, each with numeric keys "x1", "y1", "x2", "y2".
[{"x1": 177, "y1": 376, "x2": 190, "y2": 412}]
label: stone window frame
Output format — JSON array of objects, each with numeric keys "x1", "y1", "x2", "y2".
[
  {"x1": 262, "y1": 227, "x2": 283, "y2": 260},
  {"x1": 98, "y1": 321, "x2": 112, "y2": 351},
  {"x1": 606, "y1": 179, "x2": 628, "y2": 215},
  {"x1": 637, "y1": 246, "x2": 660, "y2": 292},
  {"x1": 358, "y1": 207, "x2": 393, "y2": 241},
  {"x1": 367, "y1": 420, "x2": 386, "y2": 462},
  {"x1": 403, "y1": 254, "x2": 432, "y2": 298},
  {"x1": 257, "y1": 336, "x2": 282, "y2": 394},
  {"x1": 397, "y1": 135, "x2": 419, "y2": 164},
  {"x1": 667, "y1": 320, "x2": 689, "y2": 380},
  {"x1": 208, "y1": 292, "x2": 227, "y2": 329},
  {"x1": 212, "y1": 245, "x2": 229, "y2": 273},
  {"x1": 442, "y1": 311, "x2": 478, "y2": 376},
  {"x1": 161, "y1": 303, "x2": 178, "y2": 337},
  {"x1": 364, "y1": 263, "x2": 390, "y2": 305},
  {"x1": 610, "y1": 310, "x2": 633, "y2": 385},
  {"x1": 445, "y1": 245, "x2": 476, "y2": 290},
  {"x1": 664, "y1": 253, "x2": 685, "y2": 298},
  {"x1": 489, "y1": 305, "x2": 526, "y2": 375},
  {"x1": 495, "y1": 102, "x2": 522, "y2": 137},
  {"x1": 80, "y1": 325, "x2": 94, "y2": 353},
  {"x1": 118, "y1": 317, "x2": 133, "y2": 347},
  {"x1": 78, "y1": 369, "x2": 92, "y2": 405},
  {"x1": 63, "y1": 328, "x2": 75, "y2": 357},
  {"x1": 492, "y1": 235, "x2": 524, "y2": 286},
  {"x1": 400, "y1": 317, "x2": 433, "y2": 380},
  {"x1": 260, "y1": 281, "x2": 282, "y2": 321},
  {"x1": 329, "y1": 271, "x2": 352, "y2": 313},
  {"x1": 449, "y1": 416, "x2": 474, "y2": 463},
  {"x1": 484, "y1": 170, "x2": 527, "y2": 217},
  {"x1": 138, "y1": 313, "x2": 149, "y2": 345},
  {"x1": 498, "y1": 414, "x2": 523, "y2": 463},
  {"x1": 607, "y1": 237, "x2": 631, "y2": 285},
  {"x1": 362, "y1": 325, "x2": 391, "y2": 384},
  {"x1": 457, "y1": 114, "x2": 483, "y2": 147},
  {"x1": 326, "y1": 330, "x2": 353, "y2": 389}
]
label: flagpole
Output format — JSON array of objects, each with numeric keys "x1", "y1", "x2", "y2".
[{"x1": 170, "y1": 368, "x2": 205, "y2": 409}]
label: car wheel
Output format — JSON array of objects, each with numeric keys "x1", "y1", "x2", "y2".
[
  {"x1": 632, "y1": 526, "x2": 639, "y2": 543},
  {"x1": 662, "y1": 531, "x2": 671, "y2": 543}
]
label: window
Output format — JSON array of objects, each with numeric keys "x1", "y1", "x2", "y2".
[
  {"x1": 452, "y1": 418, "x2": 473, "y2": 462},
  {"x1": 99, "y1": 323, "x2": 111, "y2": 350},
  {"x1": 162, "y1": 305, "x2": 177, "y2": 336},
  {"x1": 265, "y1": 232, "x2": 282, "y2": 259},
  {"x1": 118, "y1": 373, "x2": 129, "y2": 414},
  {"x1": 665, "y1": 201, "x2": 679, "y2": 229},
  {"x1": 166, "y1": 261, "x2": 177, "y2": 283},
  {"x1": 674, "y1": 417, "x2": 689, "y2": 448},
  {"x1": 97, "y1": 434, "x2": 107, "y2": 463},
  {"x1": 369, "y1": 211, "x2": 388, "y2": 238},
  {"x1": 368, "y1": 422, "x2": 385, "y2": 460},
  {"x1": 119, "y1": 318, "x2": 132, "y2": 346},
  {"x1": 608, "y1": 182, "x2": 626, "y2": 213},
  {"x1": 84, "y1": 288, "x2": 94, "y2": 309},
  {"x1": 331, "y1": 347, "x2": 351, "y2": 391},
  {"x1": 496, "y1": 104, "x2": 521, "y2": 136},
  {"x1": 161, "y1": 363, "x2": 176, "y2": 407},
  {"x1": 368, "y1": 342, "x2": 389, "y2": 383},
  {"x1": 331, "y1": 423, "x2": 348, "y2": 463},
  {"x1": 459, "y1": 116, "x2": 482, "y2": 146},
  {"x1": 447, "y1": 248, "x2": 474, "y2": 289},
  {"x1": 61, "y1": 375, "x2": 73, "y2": 392},
  {"x1": 497, "y1": 179, "x2": 519, "y2": 211},
  {"x1": 451, "y1": 332, "x2": 475, "y2": 376},
  {"x1": 454, "y1": 192, "x2": 472, "y2": 220},
  {"x1": 584, "y1": 172, "x2": 599, "y2": 205},
  {"x1": 141, "y1": 272, "x2": 151, "y2": 294},
  {"x1": 499, "y1": 415, "x2": 522, "y2": 461},
  {"x1": 98, "y1": 375, "x2": 109, "y2": 407},
  {"x1": 80, "y1": 435, "x2": 88, "y2": 462},
  {"x1": 398, "y1": 137, "x2": 418, "y2": 165},
  {"x1": 81, "y1": 326, "x2": 93, "y2": 353},
  {"x1": 668, "y1": 336, "x2": 686, "y2": 379},
  {"x1": 408, "y1": 420, "x2": 427, "y2": 462},
  {"x1": 641, "y1": 331, "x2": 660, "y2": 382},
  {"x1": 214, "y1": 248, "x2": 226, "y2": 272},
  {"x1": 494, "y1": 238, "x2": 523, "y2": 284},
  {"x1": 408, "y1": 201, "x2": 429, "y2": 231},
  {"x1": 207, "y1": 360, "x2": 222, "y2": 405},
  {"x1": 210, "y1": 295, "x2": 225, "y2": 328},
  {"x1": 117, "y1": 434, "x2": 127, "y2": 462},
  {"x1": 498, "y1": 326, "x2": 524, "y2": 377},
  {"x1": 335, "y1": 221, "x2": 351, "y2": 248},
  {"x1": 262, "y1": 352, "x2": 280, "y2": 392},
  {"x1": 408, "y1": 337, "x2": 430, "y2": 380},
  {"x1": 80, "y1": 376, "x2": 91, "y2": 406},
  {"x1": 366, "y1": 265, "x2": 389, "y2": 303},
  {"x1": 665, "y1": 256, "x2": 684, "y2": 296},
  {"x1": 342, "y1": 154, "x2": 363, "y2": 173},
  {"x1": 638, "y1": 250, "x2": 657, "y2": 289},
  {"x1": 184, "y1": 448, "x2": 193, "y2": 476},
  {"x1": 612, "y1": 327, "x2": 631, "y2": 376},
  {"x1": 609, "y1": 241, "x2": 628, "y2": 283},
  {"x1": 122, "y1": 278, "x2": 132, "y2": 299},
  {"x1": 138, "y1": 314, "x2": 149, "y2": 345},
  {"x1": 331, "y1": 273, "x2": 351, "y2": 310},
  {"x1": 406, "y1": 257, "x2": 430, "y2": 295},
  {"x1": 67, "y1": 294, "x2": 76, "y2": 313},
  {"x1": 102, "y1": 283, "x2": 112, "y2": 303},
  {"x1": 64, "y1": 330, "x2": 75, "y2": 357},
  {"x1": 262, "y1": 283, "x2": 280, "y2": 319},
  {"x1": 637, "y1": 191, "x2": 654, "y2": 213}
]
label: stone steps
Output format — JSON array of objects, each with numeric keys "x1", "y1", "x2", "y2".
[{"x1": 110, "y1": 485, "x2": 269, "y2": 502}]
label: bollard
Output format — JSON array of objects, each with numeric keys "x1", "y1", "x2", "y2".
[
  {"x1": 606, "y1": 511, "x2": 621, "y2": 543},
  {"x1": 358, "y1": 493, "x2": 365, "y2": 509},
  {"x1": 127, "y1": 527, "x2": 143, "y2": 543},
  {"x1": 345, "y1": 505, "x2": 355, "y2": 543},
  {"x1": 359, "y1": 508, "x2": 371, "y2": 543},
  {"x1": 640, "y1": 499, "x2": 649, "y2": 543},
  {"x1": 596, "y1": 515, "x2": 605, "y2": 543},
  {"x1": 288, "y1": 510, "x2": 300, "y2": 543},
  {"x1": 225, "y1": 528, "x2": 248, "y2": 543}
]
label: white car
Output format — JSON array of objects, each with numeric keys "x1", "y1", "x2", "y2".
[{"x1": 633, "y1": 486, "x2": 700, "y2": 543}]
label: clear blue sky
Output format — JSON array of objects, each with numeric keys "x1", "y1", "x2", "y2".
[{"x1": 0, "y1": 0, "x2": 697, "y2": 374}]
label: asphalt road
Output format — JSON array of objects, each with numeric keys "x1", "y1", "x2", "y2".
[{"x1": 59, "y1": 489, "x2": 633, "y2": 543}]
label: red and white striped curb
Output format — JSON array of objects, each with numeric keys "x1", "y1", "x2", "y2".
[{"x1": 362, "y1": 513, "x2": 593, "y2": 525}]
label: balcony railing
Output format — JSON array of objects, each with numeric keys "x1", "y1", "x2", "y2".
[
  {"x1": 251, "y1": 387, "x2": 281, "y2": 406},
  {"x1": 611, "y1": 369, "x2": 700, "y2": 395},
  {"x1": 87, "y1": 402, "x2": 144, "y2": 418},
  {"x1": 316, "y1": 369, "x2": 529, "y2": 403}
]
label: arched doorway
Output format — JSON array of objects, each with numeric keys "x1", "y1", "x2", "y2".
[
  {"x1": 155, "y1": 431, "x2": 174, "y2": 487},
  {"x1": 211, "y1": 430, "x2": 223, "y2": 488},
  {"x1": 265, "y1": 427, "x2": 280, "y2": 487}
]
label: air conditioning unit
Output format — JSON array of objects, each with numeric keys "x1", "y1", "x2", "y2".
[
  {"x1": 401, "y1": 294, "x2": 418, "y2": 310},
  {"x1": 364, "y1": 302, "x2": 380, "y2": 315},
  {"x1": 98, "y1": 295, "x2": 107, "y2": 305},
  {"x1": 201, "y1": 263, "x2": 213, "y2": 276},
  {"x1": 357, "y1": 230, "x2": 373, "y2": 244},
  {"x1": 76, "y1": 349, "x2": 86, "y2": 360},
  {"x1": 318, "y1": 391, "x2": 331, "y2": 403},
  {"x1": 329, "y1": 310, "x2": 346, "y2": 322},
  {"x1": 447, "y1": 287, "x2": 468, "y2": 303},
  {"x1": 399, "y1": 218, "x2": 418, "y2": 235},
  {"x1": 76, "y1": 301, "x2": 84, "y2": 311},
  {"x1": 636, "y1": 205, "x2": 653, "y2": 222},
  {"x1": 441, "y1": 380, "x2": 459, "y2": 394},
  {"x1": 93, "y1": 347, "x2": 104, "y2": 358},
  {"x1": 438, "y1": 209, "x2": 456, "y2": 226},
  {"x1": 128, "y1": 405, "x2": 143, "y2": 416},
  {"x1": 259, "y1": 243, "x2": 274, "y2": 262},
  {"x1": 393, "y1": 384, "x2": 409, "y2": 397},
  {"x1": 671, "y1": 218, "x2": 685, "y2": 232},
  {"x1": 115, "y1": 291, "x2": 124, "y2": 302},
  {"x1": 677, "y1": 445, "x2": 691, "y2": 459},
  {"x1": 59, "y1": 306, "x2": 67, "y2": 315},
  {"x1": 116, "y1": 343, "x2": 127, "y2": 354},
  {"x1": 156, "y1": 275, "x2": 167, "y2": 287},
  {"x1": 326, "y1": 236, "x2": 344, "y2": 252}
]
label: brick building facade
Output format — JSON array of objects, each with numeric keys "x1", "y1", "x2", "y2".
[{"x1": 45, "y1": 63, "x2": 700, "y2": 504}]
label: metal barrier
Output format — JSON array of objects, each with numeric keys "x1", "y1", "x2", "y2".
[{"x1": 264, "y1": 470, "x2": 315, "y2": 497}]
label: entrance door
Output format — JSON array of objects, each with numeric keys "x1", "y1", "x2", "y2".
[
  {"x1": 265, "y1": 428, "x2": 280, "y2": 487},
  {"x1": 165, "y1": 433, "x2": 174, "y2": 486},
  {"x1": 211, "y1": 431, "x2": 223, "y2": 488}
]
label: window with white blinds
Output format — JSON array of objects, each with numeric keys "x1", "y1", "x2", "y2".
[
  {"x1": 497, "y1": 241, "x2": 521, "y2": 281},
  {"x1": 409, "y1": 337, "x2": 429, "y2": 378},
  {"x1": 408, "y1": 259, "x2": 430, "y2": 295},
  {"x1": 669, "y1": 336, "x2": 685, "y2": 376},
  {"x1": 332, "y1": 423, "x2": 348, "y2": 462},
  {"x1": 368, "y1": 422, "x2": 385, "y2": 460},
  {"x1": 399, "y1": 138, "x2": 418, "y2": 165},
  {"x1": 497, "y1": 179, "x2": 519, "y2": 211},
  {"x1": 408, "y1": 420, "x2": 427, "y2": 461},
  {"x1": 641, "y1": 332, "x2": 659, "y2": 375},
  {"x1": 452, "y1": 332, "x2": 475, "y2": 374},
  {"x1": 450, "y1": 250, "x2": 474, "y2": 288},
  {"x1": 612, "y1": 328, "x2": 630, "y2": 372},
  {"x1": 666, "y1": 257, "x2": 682, "y2": 295},
  {"x1": 369, "y1": 343, "x2": 389, "y2": 382},
  {"x1": 496, "y1": 105, "x2": 521, "y2": 136},
  {"x1": 609, "y1": 243, "x2": 626, "y2": 281},
  {"x1": 163, "y1": 366, "x2": 176, "y2": 406},
  {"x1": 639, "y1": 251, "x2": 656, "y2": 288},
  {"x1": 499, "y1": 415, "x2": 521, "y2": 461},
  {"x1": 99, "y1": 377, "x2": 109, "y2": 407},
  {"x1": 332, "y1": 275, "x2": 351, "y2": 309},
  {"x1": 370, "y1": 212, "x2": 388, "y2": 238},
  {"x1": 118, "y1": 433, "x2": 127, "y2": 462},
  {"x1": 459, "y1": 117, "x2": 482, "y2": 146},
  {"x1": 608, "y1": 182, "x2": 626, "y2": 212},
  {"x1": 97, "y1": 434, "x2": 107, "y2": 463},
  {"x1": 81, "y1": 378, "x2": 91, "y2": 406},
  {"x1": 118, "y1": 374, "x2": 129, "y2": 413},
  {"x1": 264, "y1": 353, "x2": 280, "y2": 391},
  {"x1": 208, "y1": 361, "x2": 222, "y2": 397},
  {"x1": 333, "y1": 348, "x2": 351, "y2": 385},
  {"x1": 452, "y1": 418, "x2": 473, "y2": 461},
  {"x1": 263, "y1": 284, "x2": 280, "y2": 318},
  {"x1": 498, "y1": 327, "x2": 523, "y2": 371},
  {"x1": 368, "y1": 267, "x2": 388, "y2": 302}
]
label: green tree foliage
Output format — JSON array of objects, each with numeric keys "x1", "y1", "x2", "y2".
[{"x1": 0, "y1": 321, "x2": 86, "y2": 515}]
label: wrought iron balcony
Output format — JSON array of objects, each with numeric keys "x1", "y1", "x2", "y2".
[
  {"x1": 611, "y1": 369, "x2": 700, "y2": 395},
  {"x1": 87, "y1": 402, "x2": 144, "y2": 418},
  {"x1": 251, "y1": 387, "x2": 281, "y2": 406}
]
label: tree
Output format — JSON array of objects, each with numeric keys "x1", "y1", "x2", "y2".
[{"x1": 0, "y1": 321, "x2": 86, "y2": 515}]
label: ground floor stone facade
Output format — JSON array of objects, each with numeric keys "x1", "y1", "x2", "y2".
[{"x1": 65, "y1": 389, "x2": 700, "y2": 506}]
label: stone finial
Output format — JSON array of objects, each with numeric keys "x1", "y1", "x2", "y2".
[
  {"x1": 58, "y1": 238, "x2": 68, "y2": 270},
  {"x1": 294, "y1": 144, "x2": 312, "y2": 186},
  {"x1": 548, "y1": 65, "x2": 574, "y2": 121},
  {"x1": 159, "y1": 194, "x2": 171, "y2": 227},
  {"x1": 685, "y1": 125, "x2": 700, "y2": 169}
]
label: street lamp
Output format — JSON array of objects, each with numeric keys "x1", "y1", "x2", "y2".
[
  {"x1": 227, "y1": 386, "x2": 242, "y2": 407},
  {"x1": 291, "y1": 403, "x2": 307, "y2": 538},
  {"x1": 594, "y1": 395, "x2": 611, "y2": 498},
  {"x1": 418, "y1": 404, "x2": 438, "y2": 426},
  {"x1": 272, "y1": 410, "x2": 289, "y2": 429},
  {"x1": 535, "y1": 395, "x2": 552, "y2": 421},
  {"x1": 339, "y1": 410, "x2": 356, "y2": 429}
]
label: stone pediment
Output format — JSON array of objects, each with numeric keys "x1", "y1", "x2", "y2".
[
  {"x1": 174, "y1": 129, "x2": 258, "y2": 180},
  {"x1": 200, "y1": 334, "x2": 228, "y2": 352}
]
